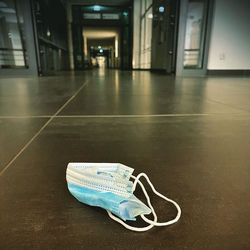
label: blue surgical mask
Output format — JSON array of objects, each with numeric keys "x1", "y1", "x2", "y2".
[{"x1": 66, "y1": 163, "x2": 181, "y2": 232}]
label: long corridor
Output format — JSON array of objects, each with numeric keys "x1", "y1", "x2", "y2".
[{"x1": 1, "y1": 69, "x2": 250, "y2": 249}]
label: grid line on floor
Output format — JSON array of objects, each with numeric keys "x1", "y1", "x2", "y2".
[
  {"x1": 0, "y1": 80, "x2": 89, "y2": 177},
  {"x1": 0, "y1": 113, "x2": 249, "y2": 119}
]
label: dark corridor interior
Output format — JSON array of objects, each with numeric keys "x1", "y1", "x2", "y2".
[
  {"x1": 72, "y1": 4, "x2": 132, "y2": 70},
  {"x1": 33, "y1": 0, "x2": 69, "y2": 75}
]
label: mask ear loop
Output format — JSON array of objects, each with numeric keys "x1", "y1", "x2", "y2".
[
  {"x1": 106, "y1": 175, "x2": 158, "y2": 232},
  {"x1": 132, "y1": 173, "x2": 181, "y2": 227}
]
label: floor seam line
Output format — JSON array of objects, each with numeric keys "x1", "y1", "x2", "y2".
[
  {"x1": 0, "y1": 113, "x2": 250, "y2": 119},
  {"x1": 0, "y1": 116, "x2": 52, "y2": 119},
  {"x1": 0, "y1": 80, "x2": 89, "y2": 177},
  {"x1": 56, "y1": 113, "x2": 250, "y2": 117},
  {"x1": 204, "y1": 98, "x2": 250, "y2": 113},
  {"x1": 52, "y1": 114, "x2": 235, "y2": 118}
]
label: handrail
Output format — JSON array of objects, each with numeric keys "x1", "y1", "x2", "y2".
[{"x1": 0, "y1": 48, "x2": 25, "y2": 51}]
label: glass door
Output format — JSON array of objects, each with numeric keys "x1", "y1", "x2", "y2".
[{"x1": 176, "y1": 0, "x2": 214, "y2": 76}]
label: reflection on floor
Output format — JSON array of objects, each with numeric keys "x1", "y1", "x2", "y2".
[{"x1": 0, "y1": 69, "x2": 250, "y2": 249}]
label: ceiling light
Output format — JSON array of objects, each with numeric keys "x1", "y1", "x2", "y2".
[
  {"x1": 93, "y1": 5, "x2": 101, "y2": 11},
  {"x1": 159, "y1": 6, "x2": 164, "y2": 13},
  {"x1": 148, "y1": 13, "x2": 153, "y2": 19}
]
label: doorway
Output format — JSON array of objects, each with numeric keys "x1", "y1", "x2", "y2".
[
  {"x1": 82, "y1": 27, "x2": 120, "y2": 69},
  {"x1": 71, "y1": 4, "x2": 132, "y2": 70},
  {"x1": 133, "y1": 0, "x2": 179, "y2": 74},
  {"x1": 151, "y1": 0, "x2": 179, "y2": 73},
  {"x1": 176, "y1": 0, "x2": 214, "y2": 76}
]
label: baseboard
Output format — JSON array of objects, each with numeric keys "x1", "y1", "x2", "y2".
[
  {"x1": 207, "y1": 70, "x2": 250, "y2": 76},
  {"x1": 150, "y1": 69, "x2": 167, "y2": 74},
  {"x1": 132, "y1": 68, "x2": 151, "y2": 71}
]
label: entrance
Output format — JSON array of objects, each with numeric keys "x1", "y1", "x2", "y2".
[
  {"x1": 151, "y1": 0, "x2": 179, "y2": 73},
  {"x1": 133, "y1": 0, "x2": 179, "y2": 74},
  {"x1": 71, "y1": 4, "x2": 132, "y2": 70},
  {"x1": 176, "y1": 0, "x2": 214, "y2": 76},
  {"x1": 82, "y1": 27, "x2": 119, "y2": 69}
]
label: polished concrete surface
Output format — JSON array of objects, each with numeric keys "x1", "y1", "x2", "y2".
[{"x1": 0, "y1": 69, "x2": 250, "y2": 249}]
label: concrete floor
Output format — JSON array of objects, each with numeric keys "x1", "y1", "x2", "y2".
[{"x1": 0, "y1": 69, "x2": 250, "y2": 249}]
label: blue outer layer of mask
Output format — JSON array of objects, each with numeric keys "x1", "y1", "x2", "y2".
[{"x1": 66, "y1": 163, "x2": 151, "y2": 221}]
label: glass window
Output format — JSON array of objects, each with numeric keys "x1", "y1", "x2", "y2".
[
  {"x1": 183, "y1": 0, "x2": 208, "y2": 69},
  {"x1": 0, "y1": 0, "x2": 27, "y2": 68},
  {"x1": 139, "y1": 0, "x2": 152, "y2": 69}
]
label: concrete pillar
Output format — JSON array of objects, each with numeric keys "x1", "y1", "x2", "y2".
[
  {"x1": 66, "y1": 2, "x2": 74, "y2": 70},
  {"x1": 115, "y1": 34, "x2": 118, "y2": 58},
  {"x1": 83, "y1": 35, "x2": 87, "y2": 56}
]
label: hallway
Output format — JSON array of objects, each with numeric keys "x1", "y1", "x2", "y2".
[{"x1": 0, "y1": 70, "x2": 250, "y2": 249}]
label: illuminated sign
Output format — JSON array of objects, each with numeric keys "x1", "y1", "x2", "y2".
[
  {"x1": 83, "y1": 13, "x2": 101, "y2": 19},
  {"x1": 102, "y1": 13, "x2": 120, "y2": 20}
]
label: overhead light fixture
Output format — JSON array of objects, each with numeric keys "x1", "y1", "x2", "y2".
[
  {"x1": 159, "y1": 6, "x2": 164, "y2": 13},
  {"x1": 98, "y1": 45, "x2": 102, "y2": 49},
  {"x1": 47, "y1": 29, "x2": 51, "y2": 37},
  {"x1": 93, "y1": 5, "x2": 101, "y2": 11},
  {"x1": 123, "y1": 12, "x2": 128, "y2": 16},
  {"x1": 99, "y1": 49, "x2": 103, "y2": 53}
]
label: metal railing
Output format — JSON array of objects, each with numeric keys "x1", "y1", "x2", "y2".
[
  {"x1": 184, "y1": 49, "x2": 201, "y2": 67},
  {"x1": 0, "y1": 48, "x2": 27, "y2": 68}
]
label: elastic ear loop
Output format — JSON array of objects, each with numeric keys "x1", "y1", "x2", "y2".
[
  {"x1": 133, "y1": 173, "x2": 181, "y2": 226},
  {"x1": 106, "y1": 176, "x2": 158, "y2": 232}
]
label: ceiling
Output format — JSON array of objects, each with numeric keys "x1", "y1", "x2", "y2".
[
  {"x1": 82, "y1": 27, "x2": 119, "y2": 39},
  {"x1": 69, "y1": 0, "x2": 132, "y2": 7}
]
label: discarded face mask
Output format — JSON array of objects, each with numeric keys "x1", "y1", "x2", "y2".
[{"x1": 66, "y1": 162, "x2": 181, "y2": 232}]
